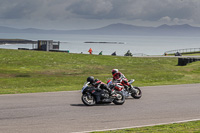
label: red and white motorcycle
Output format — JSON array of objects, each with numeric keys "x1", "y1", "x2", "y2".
[{"x1": 107, "y1": 79, "x2": 142, "y2": 99}]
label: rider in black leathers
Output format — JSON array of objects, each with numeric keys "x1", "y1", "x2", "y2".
[
  {"x1": 87, "y1": 76, "x2": 112, "y2": 94},
  {"x1": 87, "y1": 76, "x2": 114, "y2": 103}
]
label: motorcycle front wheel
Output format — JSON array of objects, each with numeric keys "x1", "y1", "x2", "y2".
[
  {"x1": 112, "y1": 92, "x2": 125, "y2": 105},
  {"x1": 131, "y1": 87, "x2": 142, "y2": 99},
  {"x1": 81, "y1": 93, "x2": 96, "y2": 106}
]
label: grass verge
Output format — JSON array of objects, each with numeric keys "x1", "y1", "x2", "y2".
[
  {"x1": 0, "y1": 49, "x2": 200, "y2": 94},
  {"x1": 92, "y1": 120, "x2": 200, "y2": 133}
]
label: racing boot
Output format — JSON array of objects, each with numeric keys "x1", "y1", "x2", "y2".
[
  {"x1": 109, "y1": 89, "x2": 115, "y2": 96},
  {"x1": 104, "y1": 86, "x2": 114, "y2": 96}
]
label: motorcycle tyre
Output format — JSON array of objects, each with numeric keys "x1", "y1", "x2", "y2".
[
  {"x1": 131, "y1": 87, "x2": 142, "y2": 99},
  {"x1": 81, "y1": 94, "x2": 96, "y2": 106},
  {"x1": 113, "y1": 92, "x2": 125, "y2": 105}
]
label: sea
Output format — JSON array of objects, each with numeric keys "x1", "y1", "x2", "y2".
[{"x1": 0, "y1": 33, "x2": 200, "y2": 56}]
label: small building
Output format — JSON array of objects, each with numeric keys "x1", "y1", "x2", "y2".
[{"x1": 37, "y1": 40, "x2": 60, "y2": 51}]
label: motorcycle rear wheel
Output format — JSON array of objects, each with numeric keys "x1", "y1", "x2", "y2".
[
  {"x1": 81, "y1": 94, "x2": 96, "y2": 106},
  {"x1": 131, "y1": 87, "x2": 142, "y2": 99},
  {"x1": 113, "y1": 92, "x2": 125, "y2": 105}
]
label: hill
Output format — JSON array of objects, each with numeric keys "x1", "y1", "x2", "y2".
[{"x1": 1, "y1": 23, "x2": 200, "y2": 36}]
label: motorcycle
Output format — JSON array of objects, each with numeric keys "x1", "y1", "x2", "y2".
[
  {"x1": 107, "y1": 79, "x2": 142, "y2": 99},
  {"x1": 81, "y1": 82, "x2": 125, "y2": 106}
]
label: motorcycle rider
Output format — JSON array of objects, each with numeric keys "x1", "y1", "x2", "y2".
[
  {"x1": 112, "y1": 69, "x2": 136, "y2": 93},
  {"x1": 112, "y1": 69, "x2": 126, "y2": 81},
  {"x1": 87, "y1": 76, "x2": 114, "y2": 96}
]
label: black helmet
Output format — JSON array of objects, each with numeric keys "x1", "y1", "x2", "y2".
[{"x1": 87, "y1": 76, "x2": 95, "y2": 84}]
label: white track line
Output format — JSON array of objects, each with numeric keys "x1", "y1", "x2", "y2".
[{"x1": 73, "y1": 118, "x2": 200, "y2": 133}]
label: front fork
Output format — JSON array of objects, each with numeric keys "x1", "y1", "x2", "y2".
[{"x1": 129, "y1": 85, "x2": 138, "y2": 94}]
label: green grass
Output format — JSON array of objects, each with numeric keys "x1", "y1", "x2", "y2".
[
  {"x1": 92, "y1": 120, "x2": 200, "y2": 133},
  {"x1": 0, "y1": 49, "x2": 200, "y2": 94}
]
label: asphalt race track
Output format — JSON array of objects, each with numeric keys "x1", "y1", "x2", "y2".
[{"x1": 0, "y1": 84, "x2": 200, "y2": 133}]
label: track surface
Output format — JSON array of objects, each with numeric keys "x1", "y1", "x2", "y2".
[{"x1": 0, "y1": 84, "x2": 200, "y2": 133}]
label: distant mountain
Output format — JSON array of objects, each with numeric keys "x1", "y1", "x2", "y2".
[
  {"x1": 1, "y1": 23, "x2": 200, "y2": 36},
  {"x1": 0, "y1": 26, "x2": 22, "y2": 33},
  {"x1": 154, "y1": 24, "x2": 200, "y2": 35},
  {"x1": 156, "y1": 24, "x2": 195, "y2": 30}
]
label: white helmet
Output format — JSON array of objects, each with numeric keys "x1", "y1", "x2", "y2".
[{"x1": 112, "y1": 69, "x2": 118, "y2": 75}]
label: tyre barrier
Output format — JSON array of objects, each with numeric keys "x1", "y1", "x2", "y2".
[{"x1": 178, "y1": 58, "x2": 200, "y2": 66}]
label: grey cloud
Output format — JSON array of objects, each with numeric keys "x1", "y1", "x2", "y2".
[
  {"x1": 0, "y1": 0, "x2": 40, "y2": 19},
  {"x1": 64, "y1": 0, "x2": 198, "y2": 21},
  {"x1": 65, "y1": 0, "x2": 113, "y2": 19},
  {"x1": 0, "y1": 0, "x2": 199, "y2": 20},
  {"x1": 0, "y1": 0, "x2": 200, "y2": 29}
]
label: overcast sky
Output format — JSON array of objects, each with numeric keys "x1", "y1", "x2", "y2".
[{"x1": 0, "y1": 0, "x2": 199, "y2": 30}]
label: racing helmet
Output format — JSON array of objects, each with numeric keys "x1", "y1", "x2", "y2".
[
  {"x1": 112, "y1": 69, "x2": 118, "y2": 75},
  {"x1": 87, "y1": 76, "x2": 95, "y2": 84}
]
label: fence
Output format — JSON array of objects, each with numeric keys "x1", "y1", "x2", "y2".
[{"x1": 165, "y1": 48, "x2": 200, "y2": 54}]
